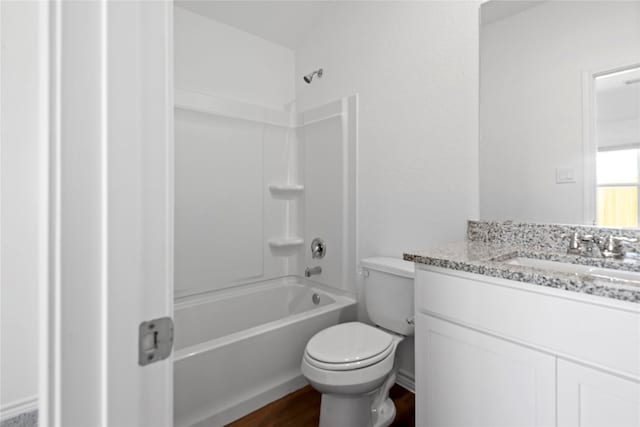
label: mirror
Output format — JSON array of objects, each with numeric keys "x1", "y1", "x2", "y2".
[{"x1": 479, "y1": 0, "x2": 640, "y2": 227}]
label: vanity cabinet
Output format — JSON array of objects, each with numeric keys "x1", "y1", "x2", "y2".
[
  {"x1": 557, "y1": 360, "x2": 640, "y2": 426},
  {"x1": 416, "y1": 314, "x2": 555, "y2": 426},
  {"x1": 415, "y1": 267, "x2": 640, "y2": 427}
]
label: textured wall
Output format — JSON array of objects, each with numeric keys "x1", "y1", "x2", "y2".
[{"x1": 295, "y1": 1, "x2": 481, "y2": 383}]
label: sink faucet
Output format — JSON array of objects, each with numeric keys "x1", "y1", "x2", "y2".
[
  {"x1": 566, "y1": 232, "x2": 599, "y2": 256},
  {"x1": 601, "y1": 235, "x2": 639, "y2": 259},
  {"x1": 580, "y1": 234, "x2": 601, "y2": 258},
  {"x1": 566, "y1": 232, "x2": 638, "y2": 259},
  {"x1": 566, "y1": 232, "x2": 581, "y2": 255},
  {"x1": 305, "y1": 266, "x2": 322, "y2": 277}
]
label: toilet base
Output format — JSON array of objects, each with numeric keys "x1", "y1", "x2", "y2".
[
  {"x1": 319, "y1": 393, "x2": 373, "y2": 427},
  {"x1": 318, "y1": 371, "x2": 397, "y2": 427},
  {"x1": 371, "y1": 371, "x2": 397, "y2": 427}
]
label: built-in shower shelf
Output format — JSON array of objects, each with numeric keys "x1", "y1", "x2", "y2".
[
  {"x1": 268, "y1": 184, "x2": 304, "y2": 198},
  {"x1": 268, "y1": 237, "x2": 304, "y2": 249}
]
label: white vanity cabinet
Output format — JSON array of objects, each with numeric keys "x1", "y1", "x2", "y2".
[
  {"x1": 415, "y1": 266, "x2": 640, "y2": 427},
  {"x1": 557, "y1": 360, "x2": 640, "y2": 426},
  {"x1": 416, "y1": 314, "x2": 556, "y2": 426}
]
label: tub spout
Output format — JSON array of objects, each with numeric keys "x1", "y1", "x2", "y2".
[{"x1": 305, "y1": 266, "x2": 322, "y2": 277}]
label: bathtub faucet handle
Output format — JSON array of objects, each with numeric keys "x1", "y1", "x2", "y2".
[{"x1": 311, "y1": 238, "x2": 326, "y2": 259}]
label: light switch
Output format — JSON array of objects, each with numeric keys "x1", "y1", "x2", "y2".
[{"x1": 556, "y1": 168, "x2": 576, "y2": 184}]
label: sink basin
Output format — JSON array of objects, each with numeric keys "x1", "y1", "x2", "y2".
[
  {"x1": 504, "y1": 257, "x2": 593, "y2": 275},
  {"x1": 503, "y1": 257, "x2": 640, "y2": 286},
  {"x1": 590, "y1": 268, "x2": 640, "y2": 284}
]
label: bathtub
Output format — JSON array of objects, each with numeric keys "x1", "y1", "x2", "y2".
[{"x1": 173, "y1": 277, "x2": 357, "y2": 427}]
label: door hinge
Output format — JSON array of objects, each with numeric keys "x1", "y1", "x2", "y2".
[{"x1": 139, "y1": 317, "x2": 174, "y2": 366}]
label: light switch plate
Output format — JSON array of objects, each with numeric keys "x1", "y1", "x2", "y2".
[{"x1": 556, "y1": 168, "x2": 576, "y2": 184}]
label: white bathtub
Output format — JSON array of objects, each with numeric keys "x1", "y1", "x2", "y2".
[{"x1": 173, "y1": 277, "x2": 357, "y2": 427}]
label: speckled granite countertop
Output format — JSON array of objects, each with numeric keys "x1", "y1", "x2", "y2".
[{"x1": 404, "y1": 221, "x2": 640, "y2": 304}]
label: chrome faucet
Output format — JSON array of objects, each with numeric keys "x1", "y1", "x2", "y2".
[
  {"x1": 580, "y1": 234, "x2": 601, "y2": 258},
  {"x1": 305, "y1": 266, "x2": 322, "y2": 277},
  {"x1": 310, "y1": 238, "x2": 326, "y2": 259},
  {"x1": 601, "y1": 235, "x2": 639, "y2": 259},
  {"x1": 566, "y1": 232, "x2": 581, "y2": 255},
  {"x1": 566, "y1": 232, "x2": 638, "y2": 259}
]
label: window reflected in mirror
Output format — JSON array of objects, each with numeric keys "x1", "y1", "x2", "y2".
[
  {"x1": 596, "y1": 149, "x2": 638, "y2": 227},
  {"x1": 595, "y1": 67, "x2": 640, "y2": 228}
]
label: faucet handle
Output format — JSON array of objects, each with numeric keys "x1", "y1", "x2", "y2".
[
  {"x1": 602, "y1": 235, "x2": 616, "y2": 252},
  {"x1": 613, "y1": 236, "x2": 639, "y2": 244},
  {"x1": 604, "y1": 235, "x2": 639, "y2": 248},
  {"x1": 601, "y1": 235, "x2": 639, "y2": 258},
  {"x1": 310, "y1": 238, "x2": 326, "y2": 259},
  {"x1": 566, "y1": 232, "x2": 581, "y2": 254}
]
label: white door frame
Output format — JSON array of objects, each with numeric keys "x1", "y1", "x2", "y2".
[
  {"x1": 582, "y1": 60, "x2": 640, "y2": 226},
  {"x1": 42, "y1": 1, "x2": 174, "y2": 426}
]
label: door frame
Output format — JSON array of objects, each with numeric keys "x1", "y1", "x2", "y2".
[
  {"x1": 42, "y1": 1, "x2": 174, "y2": 425},
  {"x1": 582, "y1": 60, "x2": 640, "y2": 226}
]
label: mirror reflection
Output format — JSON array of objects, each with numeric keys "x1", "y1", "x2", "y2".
[
  {"x1": 479, "y1": 0, "x2": 640, "y2": 227},
  {"x1": 595, "y1": 67, "x2": 640, "y2": 227}
]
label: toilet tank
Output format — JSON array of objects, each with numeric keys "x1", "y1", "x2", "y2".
[{"x1": 361, "y1": 257, "x2": 415, "y2": 336}]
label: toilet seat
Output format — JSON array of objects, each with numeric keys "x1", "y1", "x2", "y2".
[
  {"x1": 301, "y1": 333, "x2": 403, "y2": 392},
  {"x1": 304, "y1": 344, "x2": 394, "y2": 371},
  {"x1": 304, "y1": 322, "x2": 394, "y2": 371}
]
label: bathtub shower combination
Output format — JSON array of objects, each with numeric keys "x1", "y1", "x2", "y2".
[
  {"x1": 172, "y1": 64, "x2": 358, "y2": 425},
  {"x1": 173, "y1": 278, "x2": 356, "y2": 427},
  {"x1": 173, "y1": 10, "x2": 359, "y2": 422}
]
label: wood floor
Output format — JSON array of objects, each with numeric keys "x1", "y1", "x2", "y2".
[{"x1": 226, "y1": 384, "x2": 415, "y2": 427}]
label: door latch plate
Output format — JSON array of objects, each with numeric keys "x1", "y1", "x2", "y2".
[{"x1": 139, "y1": 317, "x2": 174, "y2": 366}]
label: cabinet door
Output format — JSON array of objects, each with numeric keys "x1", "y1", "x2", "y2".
[
  {"x1": 558, "y1": 359, "x2": 640, "y2": 427},
  {"x1": 416, "y1": 314, "x2": 556, "y2": 427}
]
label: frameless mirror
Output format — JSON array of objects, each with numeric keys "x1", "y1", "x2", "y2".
[{"x1": 479, "y1": 0, "x2": 640, "y2": 227}]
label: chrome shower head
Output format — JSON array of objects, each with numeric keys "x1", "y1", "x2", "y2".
[{"x1": 303, "y1": 68, "x2": 323, "y2": 84}]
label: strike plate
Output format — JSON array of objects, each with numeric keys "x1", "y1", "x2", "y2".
[{"x1": 139, "y1": 317, "x2": 174, "y2": 366}]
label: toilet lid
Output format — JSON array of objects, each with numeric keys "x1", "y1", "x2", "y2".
[{"x1": 305, "y1": 322, "x2": 393, "y2": 365}]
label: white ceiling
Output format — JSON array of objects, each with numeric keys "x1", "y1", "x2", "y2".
[
  {"x1": 481, "y1": 0, "x2": 545, "y2": 26},
  {"x1": 177, "y1": 1, "x2": 550, "y2": 48},
  {"x1": 175, "y1": 1, "x2": 331, "y2": 49}
]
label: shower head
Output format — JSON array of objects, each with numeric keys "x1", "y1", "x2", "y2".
[{"x1": 303, "y1": 68, "x2": 323, "y2": 84}]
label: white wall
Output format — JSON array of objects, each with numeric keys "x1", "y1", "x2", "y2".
[
  {"x1": 480, "y1": 1, "x2": 640, "y2": 224},
  {"x1": 0, "y1": 0, "x2": 42, "y2": 417},
  {"x1": 174, "y1": 7, "x2": 301, "y2": 297},
  {"x1": 295, "y1": 1, "x2": 480, "y2": 382},
  {"x1": 174, "y1": 111, "x2": 300, "y2": 296},
  {"x1": 174, "y1": 6, "x2": 295, "y2": 110}
]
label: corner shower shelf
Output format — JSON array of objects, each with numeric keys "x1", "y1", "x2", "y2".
[
  {"x1": 268, "y1": 183, "x2": 304, "y2": 198},
  {"x1": 268, "y1": 237, "x2": 304, "y2": 249}
]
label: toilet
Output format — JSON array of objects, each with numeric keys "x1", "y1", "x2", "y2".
[{"x1": 301, "y1": 257, "x2": 414, "y2": 427}]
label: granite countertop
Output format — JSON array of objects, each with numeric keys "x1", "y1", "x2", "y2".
[{"x1": 404, "y1": 240, "x2": 640, "y2": 304}]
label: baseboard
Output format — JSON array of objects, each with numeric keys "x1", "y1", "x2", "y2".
[
  {"x1": 190, "y1": 375, "x2": 309, "y2": 427},
  {"x1": 0, "y1": 396, "x2": 38, "y2": 422},
  {"x1": 396, "y1": 369, "x2": 415, "y2": 393}
]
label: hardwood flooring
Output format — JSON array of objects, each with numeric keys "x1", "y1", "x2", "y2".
[{"x1": 226, "y1": 384, "x2": 415, "y2": 427}]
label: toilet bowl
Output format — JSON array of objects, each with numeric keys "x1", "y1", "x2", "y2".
[
  {"x1": 301, "y1": 257, "x2": 414, "y2": 427},
  {"x1": 302, "y1": 322, "x2": 403, "y2": 427}
]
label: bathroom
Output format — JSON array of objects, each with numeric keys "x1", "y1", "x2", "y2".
[{"x1": 1, "y1": 1, "x2": 639, "y2": 426}]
